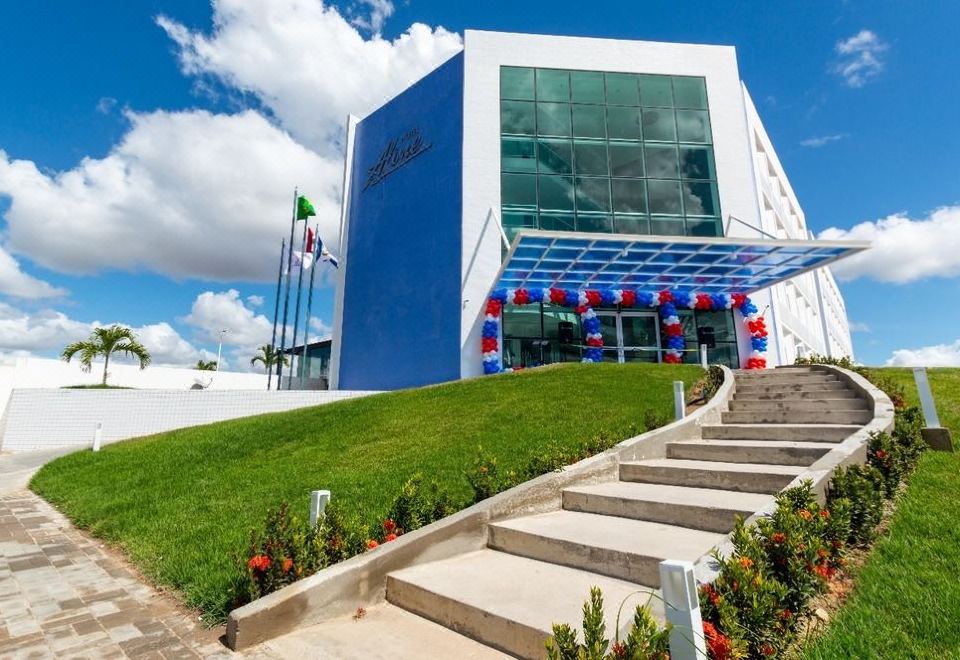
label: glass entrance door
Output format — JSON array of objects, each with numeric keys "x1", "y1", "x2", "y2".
[{"x1": 596, "y1": 312, "x2": 661, "y2": 363}]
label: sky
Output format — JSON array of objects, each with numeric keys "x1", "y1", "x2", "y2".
[{"x1": 0, "y1": 0, "x2": 958, "y2": 369}]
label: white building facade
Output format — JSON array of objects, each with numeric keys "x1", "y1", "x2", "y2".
[{"x1": 329, "y1": 30, "x2": 863, "y2": 391}]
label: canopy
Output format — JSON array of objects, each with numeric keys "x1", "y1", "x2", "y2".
[{"x1": 494, "y1": 230, "x2": 869, "y2": 294}]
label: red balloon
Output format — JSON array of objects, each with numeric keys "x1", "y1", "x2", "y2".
[
  {"x1": 659, "y1": 290, "x2": 674, "y2": 304},
  {"x1": 585, "y1": 290, "x2": 602, "y2": 307},
  {"x1": 549, "y1": 288, "x2": 566, "y2": 304},
  {"x1": 621, "y1": 290, "x2": 637, "y2": 307},
  {"x1": 514, "y1": 288, "x2": 530, "y2": 305},
  {"x1": 485, "y1": 300, "x2": 502, "y2": 316}
]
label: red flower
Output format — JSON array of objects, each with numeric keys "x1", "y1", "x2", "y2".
[
  {"x1": 384, "y1": 533, "x2": 398, "y2": 542},
  {"x1": 247, "y1": 554, "x2": 270, "y2": 572},
  {"x1": 820, "y1": 509, "x2": 830, "y2": 519},
  {"x1": 611, "y1": 640, "x2": 627, "y2": 659},
  {"x1": 738, "y1": 556, "x2": 754, "y2": 569},
  {"x1": 383, "y1": 519, "x2": 397, "y2": 533},
  {"x1": 799, "y1": 509, "x2": 813, "y2": 522},
  {"x1": 761, "y1": 642, "x2": 776, "y2": 657},
  {"x1": 366, "y1": 539, "x2": 379, "y2": 550},
  {"x1": 702, "y1": 621, "x2": 733, "y2": 660},
  {"x1": 771, "y1": 532, "x2": 786, "y2": 544},
  {"x1": 875, "y1": 449, "x2": 888, "y2": 460},
  {"x1": 701, "y1": 583, "x2": 721, "y2": 606},
  {"x1": 779, "y1": 609, "x2": 793, "y2": 621},
  {"x1": 282, "y1": 558, "x2": 293, "y2": 572}
]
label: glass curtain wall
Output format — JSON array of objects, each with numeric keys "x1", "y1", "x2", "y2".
[{"x1": 501, "y1": 66, "x2": 722, "y2": 240}]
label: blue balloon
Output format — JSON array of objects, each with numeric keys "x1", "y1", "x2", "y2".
[
  {"x1": 661, "y1": 302, "x2": 677, "y2": 317},
  {"x1": 528, "y1": 288, "x2": 544, "y2": 302},
  {"x1": 564, "y1": 289, "x2": 580, "y2": 307},
  {"x1": 490, "y1": 288, "x2": 507, "y2": 303},
  {"x1": 673, "y1": 291, "x2": 691, "y2": 308},
  {"x1": 636, "y1": 291, "x2": 653, "y2": 307},
  {"x1": 710, "y1": 294, "x2": 726, "y2": 310},
  {"x1": 585, "y1": 347, "x2": 603, "y2": 362},
  {"x1": 600, "y1": 289, "x2": 616, "y2": 305},
  {"x1": 483, "y1": 362, "x2": 501, "y2": 375}
]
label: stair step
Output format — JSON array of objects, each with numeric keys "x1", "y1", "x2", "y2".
[
  {"x1": 666, "y1": 439, "x2": 831, "y2": 466},
  {"x1": 620, "y1": 458, "x2": 804, "y2": 494},
  {"x1": 734, "y1": 389, "x2": 858, "y2": 401},
  {"x1": 562, "y1": 481, "x2": 772, "y2": 533},
  {"x1": 386, "y1": 549, "x2": 662, "y2": 660},
  {"x1": 736, "y1": 381, "x2": 848, "y2": 393},
  {"x1": 259, "y1": 603, "x2": 510, "y2": 659},
  {"x1": 488, "y1": 510, "x2": 722, "y2": 587},
  {"x1": 703, "y1": 424, "x2": 859, "y2": 442},
  {"x1": 729, "y1": 398, "x2": 866, "y2": 412},
  {"x1": 735, "y1": 373, "x2": 838, "y2": 383},
  {"x1": 722, "y1": 410, "x2": 872, "y2": 425}
]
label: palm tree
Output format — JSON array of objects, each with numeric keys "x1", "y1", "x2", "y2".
[
  {"x1": 251, "y1": 344, "x2": 287, "y2": 374},
  {"x1": 195, "y1": 359, "x2": 218, "y2": 371},
  {"x1": 61, "y1": 325, "x2": 152, "y2": 386}
]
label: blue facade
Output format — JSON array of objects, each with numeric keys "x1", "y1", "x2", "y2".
[{"x1": 338, "y1": 53, "x2": 464, "y2": 390}]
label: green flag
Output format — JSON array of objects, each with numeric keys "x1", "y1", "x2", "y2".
[{"x1": 296, "y1": 195, "x2": 316, "y2": 220}]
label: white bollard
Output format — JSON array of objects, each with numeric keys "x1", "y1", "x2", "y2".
[
  {"x1": 92, "y1": 422, "x2": 102, "y2": 452},
  {"x1": 659, "y1": 560, "x2": 707, "y2": 660},
  {"x1": 309, "y1": 490, "x2": 331, "y2": 527},
  {"x1": 673, "y1": 381, "x2": 686, "y2": 420},
  {"x1": 700, "y1": 344, "x2": 708, "y2": 369},
  {"x1": 912, "y1": 367, "x2": 941, "y2": 428}
]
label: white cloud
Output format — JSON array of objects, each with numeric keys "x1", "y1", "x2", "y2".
[
  {"x1": 351, "y1": 0, "x2": 395, "y2": 34},
  {"x1": 246, "y1": 294, "x2": 264, "y2": 307},
  {"x1": 800, "y1": 133, "x2": 848, "y2": 148},
  {"x1": 0, "y1": 246, "x2": 66, "y2": 298},
  {"x1": 0, "y1": 110, "x2": 339, "y2": 283},
  {"x1": 157, "y1": 0, "x2": 462, "y2": 153},
  {"x1": 182, "y1": 288, "x2": 274, "y2": 347},
  {"x1": 833, "y1": 29, "x2": 888, "y2": 88},
  {"x1": 886, "y1": 340, "x2": 960, "y2": 367},
  {"x1": 820, "y1": 205, "x2": 960, "y2": 283},
  {"x1": 96, "y1": 96, "x2": 118, "y2": 114},
  {"x1": 848, "y1": 321, "x2": 871, "y2": 333}
]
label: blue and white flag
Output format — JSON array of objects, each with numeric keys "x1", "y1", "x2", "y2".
[{"x1": 318, "y1": 235, "x2": 339, "y2": 269}]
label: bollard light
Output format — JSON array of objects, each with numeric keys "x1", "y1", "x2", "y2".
[
  {"x1": 92, "y1": 421, "x2": 103, "y2": 452},
  {"x1": 673, "y1": 381, "x2": 685, "y2": 421},
  {"x1": 310, "y1": 490, "x2": 331, "y2": 527},
  {"x1": 659, "y1": 560, "x2": 707, "y2": 660},
  {"x1": 699, "y1": 345, "x2": 708, "y2": 369}
]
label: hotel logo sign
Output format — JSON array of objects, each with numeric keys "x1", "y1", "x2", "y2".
[{"x1": 362, "y1": 128, "x2": 432, "y2": 191}]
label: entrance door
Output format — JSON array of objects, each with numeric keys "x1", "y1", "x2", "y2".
[{"x1": 595, "y1": 311, "x2": 661, "y2": 363}]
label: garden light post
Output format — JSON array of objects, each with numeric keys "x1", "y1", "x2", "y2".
[
  {"x1": 659, "y1": 560, "x2": 707, "y2": 660},
  {"x1": 216, "y1": 329, "x2": 229, "y2": 372},
  {"x1": 674, "y1": 381, "x2": 686, "y2": 420},
  {"x1": 913, "y1": 367, "x2": 954, "y2": 451}
]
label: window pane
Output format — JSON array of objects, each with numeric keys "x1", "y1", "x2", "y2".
[
  {"x1": 686, "y1": 217, "x2": 722, "y2": 237},
  {"x1": 502, "y1": 138, "x2": 537, "y2": 173},
  {"x1": 605, "y1": 72, "x2": 640, "y2": 105},
  {"x1": 609, "y1": 142, "x2": 644, "y2": 177},
  {"x1": 503, "y1": 305, "x2": 543, "y2": 338},
  {"x1": 572, "y1": 104, "x2": 606, "y2": 138},
  {"x1": 577, "y1": 214, "x2": 613, "y2": 232},
  {"x1": 676, "y1": 109, "x2": 711, "y2": 143},
  {"x1": 650, "y1": 215, "x2": 685, "y2": 236},
  {"x1": 639, "y1": 74, "x2": 673, "y2": 106},
  {"x1": 682, "y1": 181, "x2": 720, "y2": 216},
  {"x1": 574, "y1": 141, "x2": 609, "y2": 175},
  {"x1": 571, "y1": 70, "x2": 605, "y2": 103},
  {"x1": 642, "y1": 108, "x2": 676, "y2": 141},
  {"x1": 501, "y1": 100, "x2": 536, "y2": 135},
  {"x1": 615, "y1": 214, "x2": 650, "y2": 235},
  {"x1": 679, "y1": 146, "x2": 716, "y2": 179},
  {"x1": 647, "y1": 180, "x2": 683, "y2": 215},
  {"x1": 696, "y1": 310, "x2": 737, "y2": 341},
  {"x1": 538, "y1": 175, "x2": 575, "y2": 210},
  {"x1": 502, "y1": 172, "x2": 537, "y2": 208},
  {"x1": 537, "y1": 102, "x2": 571, "y2": 136},
  {"x1": 612, "y1": 179, "x2": 647, "y2": 213},
  {"x1": 501, "y1": 67, "x2": 535, "y2": 100},
  {"x1": 673, "y1": 77, "x2": 707, "y2": 109},
  {"x1": 543, "y1": 307, "x2": 581, "y2": 340},
  {"x1": 537, "y1": 139, "x2": 573, "y2": 174},
  {"x1": 502, "y1": 211, "x2": 538, "y2": 233},
  {"x1": 575, "y1": 177, "x2": 611, "y2": 212},
  {"x1": 644, "y1": 144, "x2": 679, "y2": 178},
  {"x1": 536, "y1": 69, "x2": 570, "y2": 102},
  {"x1": 606, "y1": 106, "x2": 642, "y2": 140},
  {"x1": 539, "y1": 213, "x2": 576, "y2": 231}
]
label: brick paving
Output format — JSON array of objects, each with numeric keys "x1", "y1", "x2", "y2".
[{"x1": 0, "y1": 490, "x2": 234, "y2": 659}]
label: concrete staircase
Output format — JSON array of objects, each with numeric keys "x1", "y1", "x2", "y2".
[{"x1": 248, "y1": 367, "x2": 873, "y2": 659}]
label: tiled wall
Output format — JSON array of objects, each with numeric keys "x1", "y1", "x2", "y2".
[{"x1": 0, "y1": 389, "x2": 379, "y2": 452}]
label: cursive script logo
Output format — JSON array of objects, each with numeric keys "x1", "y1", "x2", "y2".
[{"x1": 362, "y1": 128, "x2": 432, "y2": 191}]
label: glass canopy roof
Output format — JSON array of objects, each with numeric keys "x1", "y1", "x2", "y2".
[{"x1": 494, "y1": 230, "x2": 869, "y2": 294}]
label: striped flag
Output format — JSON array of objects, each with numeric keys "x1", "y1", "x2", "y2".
[{"x1": 318, "y1": 234, "x2": 339, "y2": 269}]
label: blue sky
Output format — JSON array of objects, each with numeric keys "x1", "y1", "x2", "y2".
[{"x1": 0, "y1": 1, "x2": 958, "y2": 368}]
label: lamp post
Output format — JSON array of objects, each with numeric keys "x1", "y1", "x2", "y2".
[{"x1": 216, "y1": 329, "x2": 229, "y2": 372}]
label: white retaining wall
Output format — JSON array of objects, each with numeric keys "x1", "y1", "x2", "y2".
[{"x1": 0, "y1": 389, "x2": 379, "y2": 452}]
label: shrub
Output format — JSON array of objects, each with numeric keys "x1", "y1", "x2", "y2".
[
  {"x1": 690, "y1": 365, "x2": 725, "y2": 403},
  {"x1": 827, "y1": 464, "x2": 885, "y2": 545},
  {"x1": 545, "y1": 587, "x2": 670, "y2": 660},
  {"x1": 465, "y1": 445, "x2": 504, "y2": 502},
  {"x1": 893, "y1": 405, "x2": 927, "y2": 469},
  {"x1": 385, "y1": 473, "x2": 457, "y2": 536},
  {"x1": 867, "y1": 431, "x2": 907, "y2": 498}
]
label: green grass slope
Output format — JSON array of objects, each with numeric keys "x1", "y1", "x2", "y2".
[
  {"x1": 31, "y1": 363, "x2": 701, "y2": 621},
  {"x1": 803, "y1": 367, "x2": 960, "y2": 658}
]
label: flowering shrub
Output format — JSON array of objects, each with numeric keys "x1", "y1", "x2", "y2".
[
  {"x1": 546, "y1": 587, "x2": 670, "y2": 660},
  {"x1": 827, "y1": 464, "x2": 884, "y2": 545},
  {"x1": 867, "y1": 431, "x2": 907, "y2": 498}
]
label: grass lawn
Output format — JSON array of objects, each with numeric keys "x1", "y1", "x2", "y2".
[
  {"x1": 802, "y1": 367, "x2": 960, "y2": 658},
  {"x1": 31, "y1": 363, "x2": 701, "y2": 622}
]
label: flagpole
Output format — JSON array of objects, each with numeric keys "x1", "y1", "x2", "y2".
[
  {"x1": 267, "y1": 237, "x2": 285, "y2": 390},
  {"x1": 300, "y1": 224, "x2": 319, "y2": 389},
  {"x1": 276, "y1": 187, "x2": 298, "y2": 390},
  {"x1": 288, "y1": 218, "x2": 309, "y2": 389}
]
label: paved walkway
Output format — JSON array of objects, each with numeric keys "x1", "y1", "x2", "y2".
[{"x1": 0, "y1": 450, "x2": 234, "y2": 658}]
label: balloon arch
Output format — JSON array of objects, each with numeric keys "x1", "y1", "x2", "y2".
[{"x1": 481, "y1": 288, "x2": 768, "y2": 374}]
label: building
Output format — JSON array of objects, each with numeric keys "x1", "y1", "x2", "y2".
[
  {"x1": 329, "y1": 30, "x2": 867, "y2": 391},
  {"x1": 281, "y1": 339, "x2": 332, "y2": 389}
]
